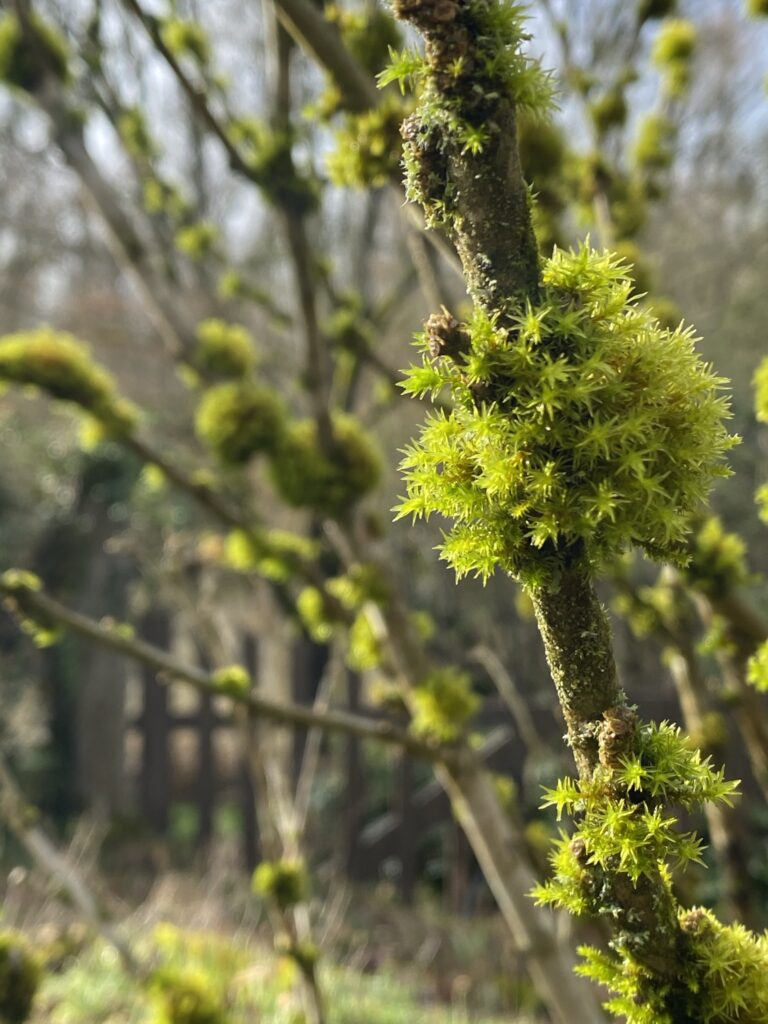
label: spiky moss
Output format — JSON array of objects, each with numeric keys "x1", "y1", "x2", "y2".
[
  {"x1": 270, "y1": 413, "x2": 381, "y2": 519},
  {"x1": 611, "y1": 240, "x2": 654, "y2": 297},
  {"x1": 0, "y1": 329, "x2": 138, "y2": 434},
  {"x1": 678, "y1": 516, "x2": 751, "y2": 597},
  {"x1": 0, "y1": 13, "x2": 69, "y2": 93},
  {"x1": 252, "y1": 859, "x2": 308, "y2": 911},
  {"x1": 148, "y1": 967, "x2": 225, "y2": 1024},
  {"x1": 747, "y1": 641, "x2": 768, "y2": 692},
  {"x1": 326, "y1": 97, "x2": 407, "y2": 189},
  {"x1": 576, "y1": 908, "x2": 768, "y2": 1024},
  {"x1": 195, "y1": 382, "x2": 284, "y2": 465},
  {"x1": 398, "y1": 244, "x2": 736, "y2": 587},
  {"x1": 385, "y1": 0, "x2": 553, "y2": 242},
  {"x1": 534, "y1": 716, "x2": 746, "y2": 1023},
  {"x1": 194, "y1": 319, "x2": 256, "y2": 379},
  {"x1": 0, "y1": 930, "x2": 40, "y2": 1022},
  {"x1": 410, "y1": 667, "x2": 479, "y2": 743}
]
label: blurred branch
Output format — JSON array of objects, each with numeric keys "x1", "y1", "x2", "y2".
[{"x1": 0, "y1": 577, "x2": 451, "y2": 764}]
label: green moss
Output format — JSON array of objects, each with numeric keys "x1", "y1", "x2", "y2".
[
  {"x1": 223, "y1": 528, "x2": 318, "y2": 582},
  {"x1": 252, "y1": 859, "x2": 308, "y2": 911},
  {"x1": 227, "y1": 118, "x2": 319, "y2": 214},
  {"x1": 270, "y1": 413, "x2": 381, "y2": 519},
  {"x1": 328, "y1": 4, "x2": 401, "y2": 76},
  {"x1": 398, "y1": 244, "x2": 736, "y2": 586},
  {"x1": 148, "y1": 967, "x2": 226, "y2": 1024},
  {"x1": 117, "y1": 107, "x2": 156, "y2": 160},
  {"x1": 652, "y1": 18, "x2": 697, "y2": 64},
  {"x1": 633, "y1": 114, "x2": 675, "y2": 172},
  {"x1": 0, "y1": 569, "x2": 61, "y2": 647},
  {"x1": 175, "y1": 222, "x2": 219, "y2": 260},
  {"x1": 0, "y1": 329, "x2": 138, "y2": 434},
  {"x1": 746, "y1": 640, "x2": 768, "y2": 693},
  {"x1": 589, "y1": 89, "x2": 627, "y2": 135},
  {"x1": 611, "y1": 240, "x2": 653, "y2": 296},
  {"x1": 159, "y1": 18, "x2": 209, "y2": 64},
  {"x1": 195, "y1": 382, "x2": 284, "y2": 465},
  {"x1": 678, "y1": 516, "x2": 751, "y2": 597},
  {"x1": 0, "y1": 12, "x2": 69, "y2": 93},
  {"x1": 211, "y1": 665, "x2": 251, "y2": 698},
  {"x1": 0, "y1": 930, "x2": 40, "y2": 1022},
  {"x1": 143, "y1": 178, "x2": 189, "y2": 219},
  {"x1": 327, "y1": 98, "x2": 406, "y2": 189},
  {"x1": 652, "y1": 18, "x2": 697, "y2": 95},
  {"x1": 194, "y1": 319, "x2": 256, "y2": 379},
  {"x1": 410, "y1": 668, "x2": 479, "y2": 744},
  {"x1": 747, "y1": 0, "x2": 768, "y2": 15}
]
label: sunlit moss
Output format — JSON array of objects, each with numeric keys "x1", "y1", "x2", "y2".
[
  {"x1": 195, "y1": 382, "x2": 284, "y2": 465},
  {"x1": 252, "y1": 859, "x2": 308, "y2": 911},
  {"x1": 271, "y1": 413, "x2": 381, "y2": 519},
  {"x1": 0, "y1": 329, "x2": 138, "y2": 435},
  {"x1": 398, "y1": 245, "x2": 736, "y2": 586},
  {"x1": 194, "y1": 319, "x2": 256, "y2": 379}
]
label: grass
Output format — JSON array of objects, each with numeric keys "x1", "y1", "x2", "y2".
[{"x1": 31, "y1": 924, "x2": 523, "y2": 1024}]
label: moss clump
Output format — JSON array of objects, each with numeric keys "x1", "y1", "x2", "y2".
[
  {"x1": 652, "y1": 18, "x2": 697, "y2": 95},
  {"x1": 589, "y1": 89, "x2": 627, "y2": 135},
  {"x1": 678, "y1": 516, "x2": 751, "y2": 597},
  {"x1": 159, "y1": 18, "x2": 209, "y2": 64},
  {"x1": 271, "y1": 413, "x2": 381, "y2": 519},
  {"x1": 227, "y1": 118, "x2": 319, "y2": 215},
  {"x1": 0, "y1": 13, "x2": 69, "y2": 93},
  {"x1": 633, "y1": 114, "x2": 675, "y2": 172},
  {"x1": 252, "y1": 859, "x2": 308, "y2": 911},
  {"x1": 211, "y1": 665, "x2": 251, "y2": 698},
  {"x1": 1, "y1": 570, "x2": 61, "y2": 647},
  {"x1": 148, "y1": 967, "x2": 226, "y2": 1024},
  {"x1": 194, "y1": 319, "x2": 255, "y2": 379},
  {"x1": 175, "y1": 222, "x2": 219, "y2": 260},
  {"x1": 410, "y1": 668, "x2": 479, "y2": 744},
  {"x1": 327, "y1": 4, "x2": 401, "y2": 77},
  {"x1": 0, "y1": 931, "x2": 40, "y2": 1022},
  {"x1": 326, "y1": 98, "x2": 406, "y2": 189},
  {"x1": 398, "y1": 244, "x2": 736, "y2": 586},
  {"x1": 0, "y1": 329, "x2": 138, "y2": 434},
  {"x1": 195, "y1": 382, "x2": 284, "y2": 465},
  {"x1": 747, "y1": 641, "x2": 768, "y2": 693},
  {"x1": 117, "y1": 107, "x2": 156, "y2": 161}
]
